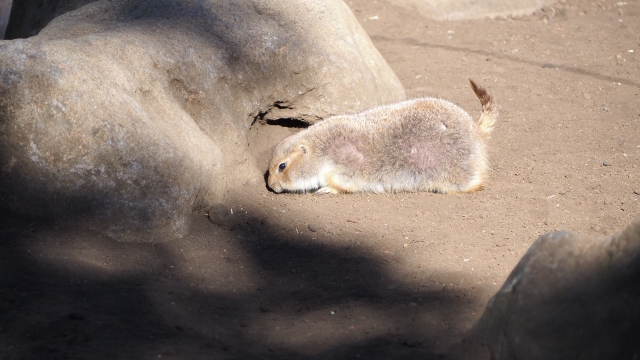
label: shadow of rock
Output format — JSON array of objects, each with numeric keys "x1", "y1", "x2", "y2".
[
  {"x1": 0, "y1": 203, "x2": 477, "y2": 359},
  {"x1": 5, "y1": 0, "x2": 96, "y2": 39}
]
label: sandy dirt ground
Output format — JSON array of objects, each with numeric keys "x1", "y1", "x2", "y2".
[{"x1": 1, "y1": 0, "x2": 639, "y2": 358}]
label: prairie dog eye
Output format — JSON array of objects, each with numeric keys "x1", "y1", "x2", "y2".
[{"x1": 278, "y1": 162, "x2": 286, "y2": 172}]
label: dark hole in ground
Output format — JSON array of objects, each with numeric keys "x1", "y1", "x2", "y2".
[{"x1": 265, "y1": 118, "x2": 309, "y2": 129}]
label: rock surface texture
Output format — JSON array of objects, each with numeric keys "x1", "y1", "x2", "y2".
[
  {"x1": 455, "y1": 218, "x2": 640, "y2": 360},
  {"x1": 0, "y1": 0, "x2": 405, "y2": 240}
]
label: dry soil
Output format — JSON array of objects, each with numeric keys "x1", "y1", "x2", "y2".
[{"x1": 1, "y1": 0, "x2": 639, "y2": 358}]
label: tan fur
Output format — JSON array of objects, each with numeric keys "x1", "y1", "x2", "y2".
[{"x1": 267, "y1": 80, "x2": 497, "y2": 194}]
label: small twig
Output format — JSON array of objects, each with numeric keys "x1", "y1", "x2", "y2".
[{"x1": 453, "y1": 214, "x2": 472, "y2": 218}]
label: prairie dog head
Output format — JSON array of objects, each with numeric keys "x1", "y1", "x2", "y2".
[{"x1": 267, "y1": 135, "x2": 326, "y2": 193}]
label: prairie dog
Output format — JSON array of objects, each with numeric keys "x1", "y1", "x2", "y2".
[{"x1": 267, "y1": 80, "x2": 497, "y2": 194}]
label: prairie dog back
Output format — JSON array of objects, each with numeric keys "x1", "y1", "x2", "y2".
[{"x1": 267, "y1": 80, "x2": 497, "y2": 194}]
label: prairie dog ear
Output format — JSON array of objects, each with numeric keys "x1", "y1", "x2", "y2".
[{"x1": 300, "y1": 144, "x2": 308, "y2": 154}]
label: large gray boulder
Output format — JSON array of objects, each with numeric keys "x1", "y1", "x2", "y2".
[
  {"x1": 0, "y1": 0, "x2": 405, "y2": 240},
  {"x1": 455, "y1": 218, "x2": 640, "y2": 360}
]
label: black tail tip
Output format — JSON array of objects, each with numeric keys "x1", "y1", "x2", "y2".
[
  {"x1": 468, "y1": 79, "x2": 491, "y2": 105},
  {"x1": 468, "y1": 79, "x2": 480, "y2": 92}
]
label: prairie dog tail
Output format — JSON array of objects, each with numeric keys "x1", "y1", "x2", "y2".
[{"x1": 469, "y1": 79, "x2": 497, "y2": 136}]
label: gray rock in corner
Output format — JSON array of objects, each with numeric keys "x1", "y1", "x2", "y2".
[
  {"x1": 0, "y1": 0, "x2": 405, "y2": 241},
  {"x1": 454, "y1": 218, "x2": 640, "y2": 360}
]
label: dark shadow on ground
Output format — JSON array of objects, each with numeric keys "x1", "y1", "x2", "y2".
[{"x1": 0, "y1": 205, "x2": 474, "y2": 359}]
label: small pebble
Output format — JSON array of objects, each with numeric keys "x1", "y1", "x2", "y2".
[
  {"x1": 403, "y1": 339, "x2": 423, "y2": 348},
  {"x1": 161, "y1": 349, "x2": 176, "y2": 356},
  {"x1": 308, "y1": 224, "x2": 318, "y2": 232},
  {"x1": 68, "y1": 312, "x2": 84, "y2": 321},
  {"x1": 207, "y1": 203, "x2": 236, "y2": 230},
  {"x1": 603, "y1": 161, "x2": 612, "y2": 166},
  {"x1": 634, "y1": 190, "x2": 640, "y2": 195}
]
